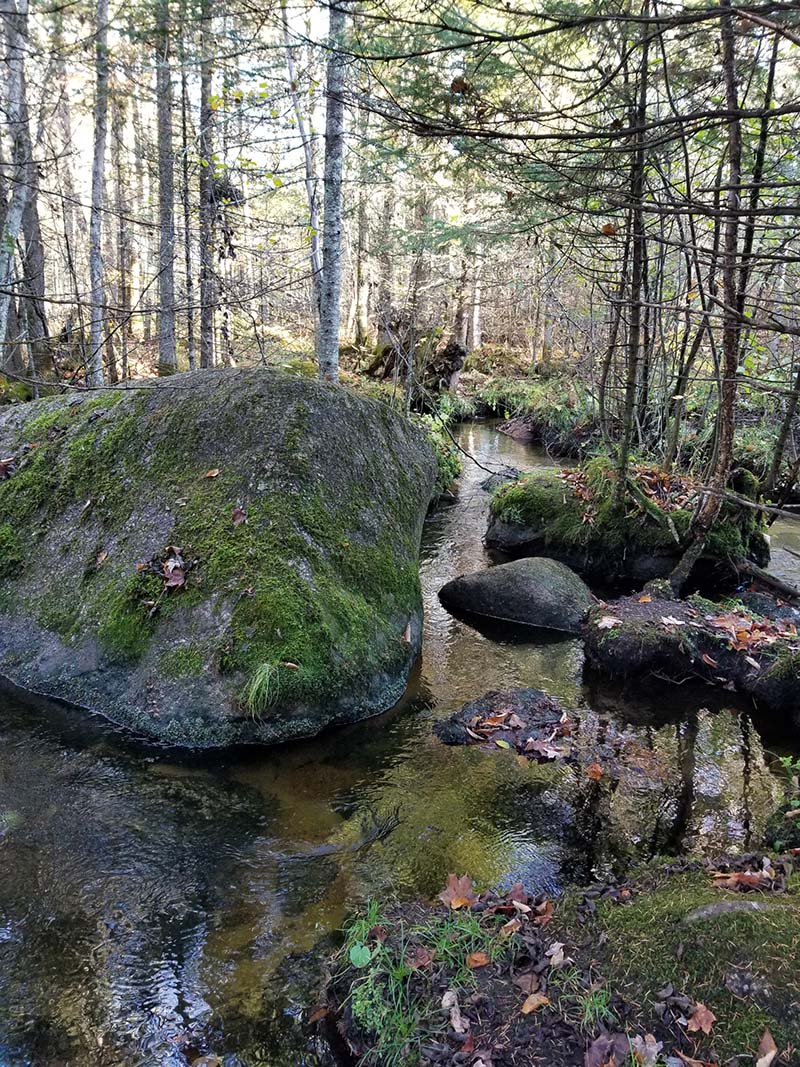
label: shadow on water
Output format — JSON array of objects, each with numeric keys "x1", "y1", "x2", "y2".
[{"x1": 0, "y1": 421, "x2": 798, "y2": 1066}]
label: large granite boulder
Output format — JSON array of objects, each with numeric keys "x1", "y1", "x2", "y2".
[
  {"x1": 438, "y1": 557, "x2": 593, "y2": 634},
  {"x1": 0, "y1": 367, "x2": 437, "y2": 746}
]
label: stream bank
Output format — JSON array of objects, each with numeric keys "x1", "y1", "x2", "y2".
[{"x1": 0, "y1": 422, "x2": 798, "y2": 1066}]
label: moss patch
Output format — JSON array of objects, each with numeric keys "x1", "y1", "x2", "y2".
[{"x1": 577, "y1": 866, "x2": 800, "y2": 1057}]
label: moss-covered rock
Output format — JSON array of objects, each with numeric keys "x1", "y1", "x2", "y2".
[
  {"x1": 486, "y1": 458, "x2": 770, "y2": 585},
  {"x1": 585, "y1": 594, "x2": 800, "y2": 719},
  {"x1": 0, "y1": 367, "x2": 437, "y2": 746}
]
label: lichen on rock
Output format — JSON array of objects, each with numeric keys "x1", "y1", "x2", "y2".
[{"x1": 0, "y1": 367, "x2": 437, "y2": 746}]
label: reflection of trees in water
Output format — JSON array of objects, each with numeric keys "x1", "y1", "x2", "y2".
[{"x1": 0, "y1": 731, "x2": 268, "y2": 1066}]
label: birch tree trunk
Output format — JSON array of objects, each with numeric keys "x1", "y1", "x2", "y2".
[
  {"x1": 156, "y1": 0, "x2": 176, "y2": 374},
  {"x1": 88, "y1": 0, "x2": 110, "y2": 386},
  {"x1": 0, "y1": 0, "x2": 32, "y2": 361},
  {"x1": 317, "y1": 1, "x2": 347, "y2": 383}
]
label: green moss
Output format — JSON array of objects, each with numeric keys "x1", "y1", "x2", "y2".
[
  {"x1": 96, "y1": 572, "x2": 162, "y2": 661},
  {"x1": 491, "y1": 457, "x2": 766, "y2": 566},
  {"x1": 162, "y1": 645, "x2": 205, "y2": 679},
  {"x1": 582, "y1": 868, "x2": 800, "y2": 1056},
  {"x1": 0, "y1": 524, "x2": 22, "y2": 579}
]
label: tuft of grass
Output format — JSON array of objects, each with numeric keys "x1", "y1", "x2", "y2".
[{"x1": 245, "y1": 662, "x2": 281, "y2": 715}]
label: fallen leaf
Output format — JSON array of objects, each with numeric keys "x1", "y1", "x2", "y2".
[
  {"x1": 307, "y1": 1006, "x2": 329, "y2": 1024},
  {"x1": 597, "y1": 615, "x2": 622, "y2": 630},
  {"x1": 521, "y1": 993, "x2": 550, "y2": 1013},
  {"x1": 500, "y1": 917, "x2": 522, "y2": 937},
  {"x1": 466, "y1": 950, "x2": 490, "y2": 968},
  {"x1": 164, "y1": 566, "x2": 186, "y2": 589},
  {"x1": 533, "y1": 900, "x2": 554, "y2": 925},
  {"x1": 586, "y1": 762, "x2": 604, "y2": 781},
  {"x1": 203, "y1": 468, "x2": 220, "y2": 478},
  {"x1": 406, "y1": 944, "x2": 435, "y2": 970},
  {"x1": 711, "y1": 870, "x2": 772, "y2": 891},
  {"x1": 525, "y1": 738, "x2": 561, "y2": 759},
  {"x1": 601, "y1": 222, "x2": 618, "y2": 236},
  {"x1": 686, "y1": 1001, "x2": 716, "y2": 1035},
  {"x1": 441, "y1": 990, "x2": 469, "y2": 1034},
  {"x1": 232, "y1": 506, "x2": 247, "y2": 527},
  {"x1": 630, "y1": 1033, "x2": 663, "y2": 1067},
  {"x1": 700, "y1": 653, "x2": 718, "y2": 668},
  {"x1": 546, "y1": 941, "x2": 565, "y2": 967},
  {"x1": 439, "y1": 873, "x2": 478, "y2": 910},
  {"x1": 281, "y1": 661, "x2": 300, "y2": 669},
  {"x1": 756, "y1": 1028, "x2": 778, "y2": 1067},
  {"x1": 513, "y1": 971, "x2": 540, "y2": 995},
  {"x1": 495, "y1": 739, "x2": 512, "y2": 750},
  {"x1": 96, "y1": 550, "x2": 109, "y2": 568},
  {"x1": 638, "y1": 594, "x2": 653, "y2": 603},
  {"x1": 585, "y1": 1032, "x2": 630, "y2": 1067}
]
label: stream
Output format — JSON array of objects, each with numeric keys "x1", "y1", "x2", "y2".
[{"x1": 0, "y1": 422, "x2": 798, "y2": 1067}]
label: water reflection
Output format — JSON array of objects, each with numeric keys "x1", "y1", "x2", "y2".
[{"x1": 0, "y1": 422, "x2": 797, "y2": 1066}]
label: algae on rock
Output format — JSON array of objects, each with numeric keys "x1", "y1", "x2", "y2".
[{"x1": 0, "y1": 367, "x2": 437, "y2": 746}]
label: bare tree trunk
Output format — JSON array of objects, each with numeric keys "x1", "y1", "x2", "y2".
[
  {"x1": 156, "y1": 0, "x2": 176, "y2": 374},
  {"x1": 0, "y1": 0, "x2": 32, "y2": 360},
  {"x1": 87, "y1": 0, "x2": 110, "y2": 386},
  {"x1": 614, "y1": 4, "x2": 649, "y2": 509},
  {"x1": 317, "y1": 0, "x2": 347, "y2": 383},
  {"x1": 670, "y1": 0, "x2": 742, "y2": 591},
  {"x1": 198, "y1": 0, "x2": 215, "y2": 368},
  {"x1": 180, "y1": 36, "x2": 196, "y2": 371},
  {"x1": 112, "y1": 95, "x2": 132, "y2": 380},
  {"x1": 376, "y1": 187, "x2": 395, "y2": 349},
  {"x1": 467, "y1": 245, "x2": 482, "y2": 352},
  {"x1": 281, "y1": 0, "x2": 323, "y2": 324}
]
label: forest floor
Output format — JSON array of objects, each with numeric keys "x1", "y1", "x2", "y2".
[{"x1": 322, "y1": 853, "x2": 800, "y2": 1067}]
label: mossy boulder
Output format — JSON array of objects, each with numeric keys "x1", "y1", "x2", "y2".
[
  {"x1": 438, "y1": 557, "x2": 593, "y2": 634},
  {"x1": 585, "y1": 594, "x2": 800, "y2": 718},
  {"x1": 0, "y1": 367, "x2": 437, "y2": 746},
  {"x1": 487, "y1": 458, "x2": 770, "y2": 586}
]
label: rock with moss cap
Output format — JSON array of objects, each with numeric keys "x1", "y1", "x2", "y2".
[
  {"x1": 0, "y1": 367, "x2": 437, "y2": 746},
  {"x1": 486, "y1": 458, "x2": 770, "y2": 586}
]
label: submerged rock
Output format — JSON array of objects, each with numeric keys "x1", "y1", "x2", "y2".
[
  {"x1": 0, "y1": 367, "x2": 437, "y2": 746},
  {"x1": 438, "y1": 557, "x2": 593, "y2": 633}
]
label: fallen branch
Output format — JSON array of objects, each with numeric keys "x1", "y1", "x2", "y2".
[{"x1": 736, "y1": 559, "x2": 800, "y2": 602}]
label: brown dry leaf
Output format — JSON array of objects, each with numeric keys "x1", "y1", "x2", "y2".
[
  {"x1": 756, "y1": 1028, "x2": 778, "y2": 1067},
  {"x1": 281, "y1": 661, "x2": 300, "y2": 670},
  {"x1": 711, "y1": 870, "x2": 771, "y2": 892},
  {"x1": 533, "y1": 900, "x2": 554, "y2": 926},
  {"x1": 163, "y1": 567, "x2": 186, "y2": 589},
  {"x1": 96, "y1": 550, "x2": 109, "y2": 568},
  {"x1": 596, "y1": 615, "x2": 622, "y2": 630},
  {"x1": 525, "y1": 738, "x2": 561, "y2": 760},
  {"x1": 500, "y1": 917, "x2": 522, "y2": 937},
  {"x1": 307, "y1": 1006, "x2": 329, "y2": 1024},
  {"x1": 700, "y1": 652, "x2": 718, "y2": 668},
  {"x1": 512, "y1": 971, "x2": 539, "y2": 995},
  {"x1": 203, "y1": 468, "x2": 220, "y2": 479},
  {"x1": 466, "y1": 950, "x2": 490, "y2": 969},
  {"x1": 520, "y1": 993, "x2": 550, "y2": 1014},
  {"x1": 586, "y1": 762, "x2": 604, "y2": 782},
  {"x1": 601, "y1": 223, "x2": 618, "y2": 236},
  {"x1": 439, "y1": 873, "x2": 478, "y2": 910},
  {"x1": 232, "y1": 506, "x2": 247, "y2": 527},
  {"x1": 406, "y1": 945, "x2": 435, "y2": 970},
  {"x1": 638, "y1": 594, "x2": 653, "y2": 603},
  {"x1": 686, "y1": 1001, "x2": 716, "y2": 1035}
]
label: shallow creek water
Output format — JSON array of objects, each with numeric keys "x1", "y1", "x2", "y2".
[{"x1": 1, "y1": 423, "x2": 799, "y2": 1067}]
